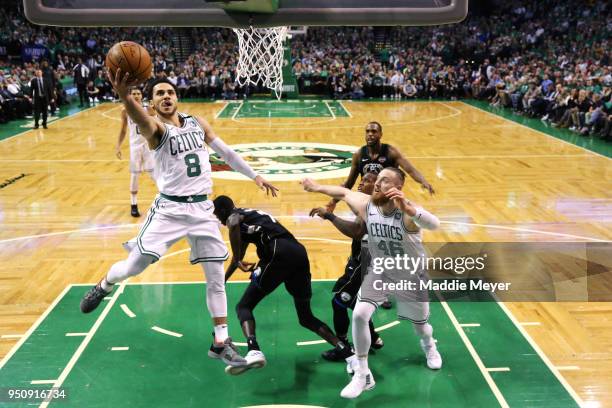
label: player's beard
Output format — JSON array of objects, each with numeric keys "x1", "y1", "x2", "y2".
[{"x1": 371, "y1": 190, "x2": 389, "y2": 206}]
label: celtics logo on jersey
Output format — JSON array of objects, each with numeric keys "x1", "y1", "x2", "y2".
[{"x1": 209, "y1": 142, "x2": 357, "y2": 181}]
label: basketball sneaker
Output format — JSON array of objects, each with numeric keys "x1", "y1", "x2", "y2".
[
  {"x1": 225, "y1": 349, "x2": 266, "y2": 375},
  {"x1": 371, "y1": 335, "x2": 384, "y2": 350},
  {"x1": 80, "y1": 284, "x2": 110, "y2": 313},
  {"x1": 131, "y1": 204, "x2": 140, "y2": 217},
  {"x1": 420, "y1": 339, "x2": 442, "y2": 369},
  {"x1": 340, "y1": 370, "x2": 375, "y2": 399},
  {"x1": 208, "y1": 337, "x2": 247, "y2": 367},
  {"x1": 321, "y1": 341, "x2": 353, "y2": 362}
]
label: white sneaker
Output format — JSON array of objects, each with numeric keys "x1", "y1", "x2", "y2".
[
  {"x1": 225, "y1": 349, "x2": 266, "y2": 376},
  {"x1": 345, "y1": 354, "x2": 358, "y2": 375},
  {"x1": 420, "y1": 339, "x2": 442, "y2": 370},
  {"x1": 340, "y1": 370, "x2": 375, "y2": 399}
]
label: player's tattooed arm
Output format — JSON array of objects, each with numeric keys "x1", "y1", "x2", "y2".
[
  {"x1": 390, "y1": 146, "x2": 435, "y2": 195},
  {"x1": 301, "y1": 178, "x2": 369, "y2": 219},
  {"x1": 224, "y1": 213, "x2": 254, "y2": 282},
  {"x1": 325, "y1": 149, "x2": 362, "y2": 212},
  {"x1": 107, "y1": 68, "x2": 164, "y2": 149},
  {"x1": 197, "y1": 117, "x2": 279, "y2": 197},
  {"x1": 309, "y1": 208, "x2": 366, "y2": 239},
  {"x1": 115, "y1": 110, "x2": 128, "y2": 159}
]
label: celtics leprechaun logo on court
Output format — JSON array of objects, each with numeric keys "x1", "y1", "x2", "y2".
[{"x1": 210, "y1": 142, "x2": 357, "y2": 181}]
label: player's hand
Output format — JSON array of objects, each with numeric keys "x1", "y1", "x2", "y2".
[
  {"x1": 325, "y1": 199, "x2": 337, "y2": 213},
  {"x1": 300, "y1": 178, "x2": 320, "y2": 193},
  {"x1": 254, "y1": 175, "x2": 279, "y2": 197},
  {"x1": 115, "y1": 147, "x2": 122, "y2": 160},
  {"x1": 385, "y1": 187, "x2": 416, "y2": 216},
  {"x1": 421, "y1": 181, "x2": 435, "y2": 195},
  {"x1": 107, "y1": 68, "x2": 138, "y2": 101},
  {"x1": 237, "y1": 261, "x2": 256, "y2": 272},
  {"x1": 309, "y1": 207, "x2": 329, "y2": 219}
]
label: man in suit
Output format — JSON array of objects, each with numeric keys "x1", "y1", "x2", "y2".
[
  {"x1": 41, "y1": 60, "x2": 57, "y2": 114},
  {"x1": 30, "y1": 69, "x2": 54, "y2": 129},
  {"x1": 73, "y1": 58, "x2": 90, "y2": 107}
]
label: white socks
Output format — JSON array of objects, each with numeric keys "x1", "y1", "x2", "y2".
[
  {"x1": 414, "y1": 322, "x2": 435, "y2": 347},
  {"x1": 357, "y1": 355, "x2": 369, "y2": 374},
  {"x1": 100, "y1": 277, "x2": 114, "y2": 292},
  {"x1": 214, "y1": 324, "x2": 229, "y2": 344}
]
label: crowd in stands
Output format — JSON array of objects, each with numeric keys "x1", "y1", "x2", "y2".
[{"x1": 0, "y1": 0, "x2": 610, "y2": 140}]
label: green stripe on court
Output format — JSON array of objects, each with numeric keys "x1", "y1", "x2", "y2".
[
  {"x1": 217, "y1": 100, "x2": 350, "y2": 119},
  {"x1": 0, "y1": 283, "x2": 580, "y2": 407}
]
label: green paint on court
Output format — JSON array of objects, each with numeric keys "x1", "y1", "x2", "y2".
[
  {"x1": 217, "y1": 100, "x2": 350, "y2": 119},
  {"x1": 0, "y1": 282, "x2": 580, "y2": 407}
]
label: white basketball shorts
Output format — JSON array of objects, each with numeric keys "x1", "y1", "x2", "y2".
[
  {"x1": 358, "y1": 266, "x2": 430, "y2": 324},
  {"x1": 124, "y1": 195, "x2": 228, "y2": 264}
]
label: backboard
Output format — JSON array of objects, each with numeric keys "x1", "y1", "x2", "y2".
[{"x1": 24, "y1": 0, "x2": 468, "y2": 27}]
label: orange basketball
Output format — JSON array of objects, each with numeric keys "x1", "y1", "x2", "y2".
[{"x1": 105, "y1": 41, "x2": 152, "y2": 84}]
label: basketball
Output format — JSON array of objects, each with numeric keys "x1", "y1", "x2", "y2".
[{"x1": 105, "y1": 41, "x2": 152, "y2": 84}]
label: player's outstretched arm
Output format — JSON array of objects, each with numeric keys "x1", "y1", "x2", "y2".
[
  {"x1": 107, "y1": 68, "x2": 164, "y2": 150},
  {"x1": 301, "y1": 178, "x2": 369, "y2": 219},
  {"x1": 390, "y1": 146, "x2": 435, "y2": 195},
  {"x1": 324, "y1": 149, "x2": 361, "y2": 212},
  {"x1": 385, "y1": 187, "x2": 440, "y2": 230},
  {"x1": 198, "y1": 117, "x2": 279, "y2": 197},
  {"x1": 115, "y1": 110, "x2": 128, "y2": 159},
  {"x1": 224, "y1": 213, "x2": 254, "y2": 282},
  {"x1": 309, "y1": 208, "x2": 366, "y2": 239}
]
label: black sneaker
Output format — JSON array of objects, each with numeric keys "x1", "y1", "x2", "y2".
[
  {"x1": 321, "y1": 342, "x2": 353, "y2": 362},
  {"x1": 130, "y1": 205, "x2": 140, "y2": 217},
  {"x1": 381, "y1": 300, "x2": 392, "y2": 309},
  {"x1": 80, "y1": 284, "x2": 110, "y2": 313},
  {"x1": 371, "y1": 335, "x2": 384, "y2": 350}
]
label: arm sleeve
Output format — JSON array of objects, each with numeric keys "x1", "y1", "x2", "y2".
[
  {"x1": 412, "y1": 207, "x2": 440, "y2": 230},
  {"x1": 208, "y1": 137, "x2": 257, "y2": 180}
]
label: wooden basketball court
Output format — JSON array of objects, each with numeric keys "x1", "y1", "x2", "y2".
[{"x1": 0, "y1": 100, "x2": 610, "y2": 407}]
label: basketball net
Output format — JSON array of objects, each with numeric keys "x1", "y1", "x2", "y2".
[{"x1": 233, "y1": 26, "x2": 288, "y2": 100}]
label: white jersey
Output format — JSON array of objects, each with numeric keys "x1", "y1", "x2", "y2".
[
  {"x1": 127, "y1": 110, "x2": 148, "y2": 151},
  {"x1": 365, "y1": 201, "x2": 426, "y2": 270},
  {"x1": 153, "y1": 112, "x2": 213, "y2": 196}
]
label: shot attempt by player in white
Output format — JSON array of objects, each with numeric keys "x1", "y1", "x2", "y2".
[
  {"x1": 81, "y1": 68, "x2": 279, "y2": 370},
  {"x1": 115, "y1": 87, "x2": 156, "y2": 217},
  {"x1": 301, "y1": 167, "x2": 442, "y2": 399}
]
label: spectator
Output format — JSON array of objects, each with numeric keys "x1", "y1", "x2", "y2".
[
  {"x1": 73, "y1": 58, "x2": 90, "y2": 107},
  {"x1": 86, "y1": 80, "x2": 100, "y2": 105}
]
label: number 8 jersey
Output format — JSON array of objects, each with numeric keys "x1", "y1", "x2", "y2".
[{"x1": 153, "y1": 113, "x2": 213, "y2": 196}]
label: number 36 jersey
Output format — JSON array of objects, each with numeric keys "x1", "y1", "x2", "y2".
[
  {"x1": 365, "y1": 200, "x2": 426, "y2": 275},
  {"x1": 153, "y1": 113, "x2": 213, "y2": 196}
]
